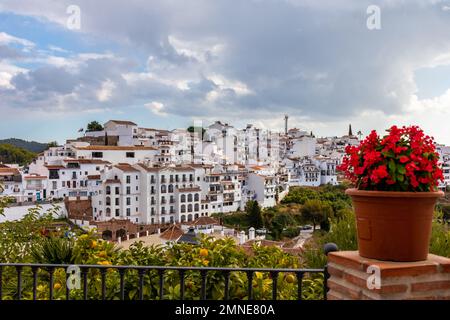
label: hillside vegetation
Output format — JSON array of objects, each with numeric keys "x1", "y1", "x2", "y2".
[
  {"x1": 0, "y1": 143, "x2": 36, "y2": 166},
  {"x1": 0, "y1": 138, "x2": 48, "y2": 153}
]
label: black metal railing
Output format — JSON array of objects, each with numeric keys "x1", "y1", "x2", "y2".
[{"x1": 0, "y1": 264, "x2": 326, "y2": 301}]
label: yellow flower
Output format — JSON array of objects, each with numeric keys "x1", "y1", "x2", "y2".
[
  {"x1": 255, "y1": 272, "x2": 263, "y2": 280},
  {"x1": 90, "y1": 240, "x2": 97, "y2": 249},
  {"x1": 53, "y1": 283, "x2": 62, "y2": 290},
  {"x1": 202, "y1": 259, "x2": 209, "y2": 266},
  {"x1": 199, "y1": 248, "x2": 209, "y2": 257},
  {"x1": 284, "y1": 274, "x2": 295, "y2": 284},
  {"x1": 37, "y1": 285, "x2": 46, "y2": 292},
  {"x1": 98, "y1": 260, "x2": 111, "y2": 265},
  {"x1": 98, "y1": 250, "x2": 107, "y2": 258}
]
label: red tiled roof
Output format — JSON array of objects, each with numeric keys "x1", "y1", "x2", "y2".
[
  {"x1": 63, "y1": 159, "x2": 110, "y2": 164},
  {"x1": 108, "y1": 120, "x2": 137, "y2": 126},
  {"x1": 114, "y1": 164, "x2": 139, "y2": 172},
  {"x1": 188, "y1": 216, "x2": 219, "y2": 226},
  {"x1": 45, "y1": 165, "x2": 65, "y2": 169},
  {"x1": 160, "y1": 224, "x2": 184, "y2": 241},
  {"x1": 24, "y1": 175, "x2": 47, "y2": 179},
  {"x1": 105, "y1": 179, "x2": 121, "y2": 184},
  {"x1": 177, "y1": 187, "x2": 201, "y2": 192},
  {"x1": 87, "y1": 175, "x2": 101, "y2": 180},
  {"x1": 0, "y1": 168, "x2": 19, "y2": 175}
]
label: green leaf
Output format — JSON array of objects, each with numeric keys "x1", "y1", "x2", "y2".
[
  {"x1": 388, "y1": 159, "x2": 396, "y2": 172},
  {"x1": 397, "y1": 166, "x2": 406, "y2": 175}
]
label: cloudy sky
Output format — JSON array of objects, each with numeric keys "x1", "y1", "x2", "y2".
[{"x1": 1, "y1": 0, "x2": 450, "y2": 144}]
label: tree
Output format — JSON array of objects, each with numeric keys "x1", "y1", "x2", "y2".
[
  {"x1": 47, "y1": 141, "x2": 59, "y2": 148},
  {"x1": 0, "y1": 143, "x2": 36, "y2": 166},
  {"x1": 187, "y1": 126, "x2": 206, "y2": 138},
  {"x1": 87, "y1": 121, "x2": 103, "y2": 132},
  {"x1": 300, "y1": 199, "x2": 333, "y2": 231},
  {"x1": 245, "y1": 200, "x2": 263, "y2": 229}
]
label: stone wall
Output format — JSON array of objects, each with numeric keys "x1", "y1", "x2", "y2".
[{"x1": 327, "y1": 251, "x2": 450, "y2": 300}]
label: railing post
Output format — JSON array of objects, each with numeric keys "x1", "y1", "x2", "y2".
[
  {"x1": 16, "y1": 266, "x2": 23, "y2": 300},
  {"x1": 0, "y1": 266, "x2": 3, "y2": 300},
  {"x1": 323, "y1": 243, "x2": 339, "y2": 301}
]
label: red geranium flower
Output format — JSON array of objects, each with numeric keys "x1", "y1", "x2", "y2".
[{"x1": 338, "y1": 125, "x2": 443, "y2": 192}]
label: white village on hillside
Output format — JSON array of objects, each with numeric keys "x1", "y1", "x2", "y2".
[{"x1": 1, "y1": 117, "x2": 449, "y2": 249}]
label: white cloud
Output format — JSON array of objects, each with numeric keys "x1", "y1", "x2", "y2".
[
  {"x1": 0, "y1": 61, "x2": 27, "y2": 89},
  {"x1": 96, "y1": 79, "x2": 116, "y2": 102},
  {"x1": 145, "y1": 101, "x2": 167, "y2": 116},
  {"x1": 0, "y1": 32, "x2": 35, "y2": 47}
]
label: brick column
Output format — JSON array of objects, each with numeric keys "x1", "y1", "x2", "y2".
[{"x1": 327, "y1": 251, "x2": 450, "y2": 300}]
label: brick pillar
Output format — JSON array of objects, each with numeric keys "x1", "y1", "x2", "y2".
[{"x1": 327, "y1": 251, "x2": 450, "y2": 300}]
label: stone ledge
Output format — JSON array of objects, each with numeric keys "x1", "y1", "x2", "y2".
[
  {"x1": 327, "y1": 251, "x2": 450, "y2": 300},
  {"x1": 328, "y1": 251, "x2": 449, "y2": 277}
]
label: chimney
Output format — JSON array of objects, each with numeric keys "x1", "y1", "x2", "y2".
[
  {"x1": 239, "y1": 230, "x2": 246, "y2": 245},
  {"x1": 249, "y1": 227, "x2": 255, "y2": 240},
  {"x1": 284, "y1": 115, "x2": 289, "y2": 135}
]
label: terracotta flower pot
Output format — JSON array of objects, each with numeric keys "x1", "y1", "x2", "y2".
[{"x1": 346, "y1": 188, "x2": 444, "y2": 262}]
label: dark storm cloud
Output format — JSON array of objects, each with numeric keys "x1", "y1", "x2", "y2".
[{"x1": 2, "y1": 0, "x2": 450, "y2": 124}]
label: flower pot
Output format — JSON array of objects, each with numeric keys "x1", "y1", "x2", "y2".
[{"x1": 345, "y1": 188, "x2": 444, "y2": 262}]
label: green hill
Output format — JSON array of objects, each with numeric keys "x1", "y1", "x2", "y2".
[
  {"x1": 0, "y1": 138, "x2": 48, "y2": 153},
  {"x1": 0, "y1": 143, "x2": 36, "y2": 166}
]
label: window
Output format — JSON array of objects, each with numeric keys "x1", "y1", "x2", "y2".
[
  {"x1": 115, "y1": 187, "x2": 120, "y2": 194},
  {"x1": 161, "y1": 185, "x2": 166, "y2": 193},
  {"x1": 126, "y1": 186, "x2": 131, "y2": 195},
  {"x1": 115, "y1": 209, "x2": 120, "y2": 217},
  {"x1": 126, "y1": 197, "x2": 131, "y2": 205},
  {"x1": 106, "y1": 208, "x2": 111, "y2": 217},
  {"x1": 194, "y1": 193, "x2": 199, "y2": 201},
  {"x1": 188, "y1": 204, "x2": 193, "y2": 212},
  {"x1": 92, "y1": 152, "x2": 103, "y2": 158},
  {"x1": 126, "y1": 176, "x2": 131, "y2": 184},
  {"x1": 126, "y1": 208, "x2": 131, "y2": 216},
  {"x1": 181, "y1": 205, "x2": 186, "y2": 213},
  {"x1": 106, "y1": 197, "x2": 111, "y2": 206},
  {"x1": 194, "y1": 203, "x2": 199, "y2": 211},
  {"x1": 168, "y1": 184, "x2": 174, "y2": 193},
  {"x1": 126, "y1": 152, "x2": 135, "y2": 158},
  {"x1": 188, "y1": 194, "x2": 193, "y2": 202},
  {"x1": 181, "y1": 194, "x2": 186, "y2": 203}
]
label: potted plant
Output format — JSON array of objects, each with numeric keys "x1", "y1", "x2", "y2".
[{"x1": 338, "y1": 125, "x2": 444, "y2": 261}]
